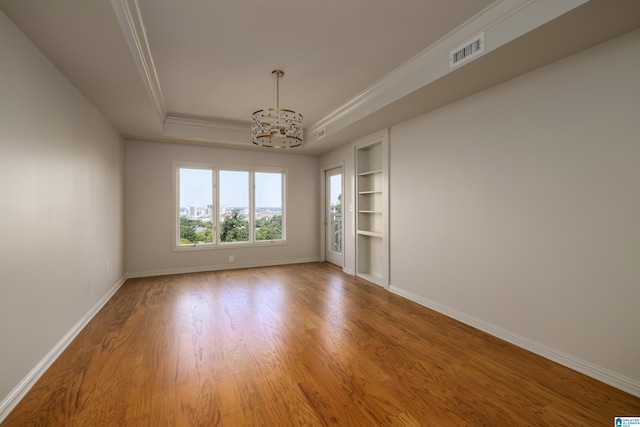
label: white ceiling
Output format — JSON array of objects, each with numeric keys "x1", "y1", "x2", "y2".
[{"x1": 1, "y1": 0, "x2": 640, "y2": 154}]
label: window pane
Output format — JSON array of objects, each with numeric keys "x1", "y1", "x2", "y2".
[
  {"x1": 329, "y1": 173, "x2": 342, "y2": 253},
  {"x1": 255, "y1": 172, "x2": 283, "y2": 241},
  {"x1": 219, "y1": 170, "x2": 249, "y2": 242},
  {"x1": 179, "y1": 168, "x2": 213, "y2": 245}
]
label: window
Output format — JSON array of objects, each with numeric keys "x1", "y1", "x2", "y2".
[
  {"x1": 219, "y1": 170, "x2": 250, "y2": 243},
  {"x1": 174, "y1": 162, "x2": 286, "y2": 250},
  {"x1": 177, "y1": 166, "x2": 214, "y2": 246},
  {"x1": 255, "y1": 172, "x2": 284, "y2": 241}
]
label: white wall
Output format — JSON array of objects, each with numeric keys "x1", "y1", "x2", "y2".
[
  {"x1": 125, "y1": 140, "x2": 319, "y2": 276},
  {"x1": 389, "y1": 30, "x2": 640, "y2": 391},
  {"x1": 0, "y1": 10, "x2": 125, "y2": 413}
]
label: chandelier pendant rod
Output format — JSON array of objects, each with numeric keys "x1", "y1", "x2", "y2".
[{"x1": 274, "y1": 70, "x2": 282, "y2": 132}]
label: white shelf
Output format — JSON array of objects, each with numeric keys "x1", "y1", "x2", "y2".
[
  {"x1": 357, "y1": 230, "x2": 382, "y2": 238},
  {"x1": 358, "y1": 169, "x2": 382, "y2": 176},
  {"x1": 355, "y1": 131, "x2": 388, "y2": 288}
]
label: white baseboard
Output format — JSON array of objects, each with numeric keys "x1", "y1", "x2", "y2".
[
  {"x1": 0, "y1": 275, "x2": 127, "y2": 424},
  {"x1": 126, "y1": 257, "x2": 320, "y2": 279},
  {"x1": 389, "y1": 284, "x2": 640, "y2": 398}
]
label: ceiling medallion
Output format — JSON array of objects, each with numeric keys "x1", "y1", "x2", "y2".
[{"x1": 251, "y1": 70, "x2": 303, "y2": 148}]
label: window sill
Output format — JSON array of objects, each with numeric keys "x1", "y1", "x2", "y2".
[{"x1": 173, "y1": 240, "x2": 288, "y2": 252}]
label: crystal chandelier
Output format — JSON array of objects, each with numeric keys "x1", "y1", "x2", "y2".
[{"x1": 252, "y1": 70, "x2": 303, "y2": 148}]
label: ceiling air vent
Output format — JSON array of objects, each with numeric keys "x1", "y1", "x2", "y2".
[
  {"x1": 450, "y1": 33, "x2": 484, "y2": 68},
  {"x1": 317, "y1": 127, "x2": 326, "y2": 139}
]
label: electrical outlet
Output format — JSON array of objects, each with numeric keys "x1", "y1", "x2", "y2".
[
  {"x1": 228, "y1": 255, "x2": 234, "y2": 263},
  {"x1": 106, "y1": 260, "x2": 110, "y2": 272}
]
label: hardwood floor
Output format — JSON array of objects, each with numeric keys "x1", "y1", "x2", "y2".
[{"x1": 3, "y1": 262, "x2": 639, "y2": 426}]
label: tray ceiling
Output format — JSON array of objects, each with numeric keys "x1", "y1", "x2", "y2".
[{"x1": 1, "y1": 0, "x2": 639, "y2": 154}]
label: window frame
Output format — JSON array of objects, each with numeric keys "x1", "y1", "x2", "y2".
[{"x1": 173, "y1": 160, "x2": 287, "y2": 251}]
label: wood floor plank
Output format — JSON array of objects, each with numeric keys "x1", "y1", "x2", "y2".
[{"x1": 2, "y1": 262, "x2": 639, "y2": 426}]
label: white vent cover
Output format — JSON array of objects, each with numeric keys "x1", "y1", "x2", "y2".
[
  {"x1": 450, "y1": 33, "x2": 484, "y2": 68},
  {"x1": 317, "y1": 127, "x2": 326, "y2": 139}
]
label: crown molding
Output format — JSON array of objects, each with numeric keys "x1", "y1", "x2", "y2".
[
  {"x1": 111, "y1": 0, "x2": 253, "y2": 146},
  {"x1": 305, "y1": 0, "x2": 588, "y2": 146},
  {"x1": 111, "y1": 0, "x2": 587, "y2": 148},
  {"x1": 163, "y1": 116, "x2": 251, "y2": 146},
  {"x1": 110, "y1": 0, "x2": 166, "y2": 122}
]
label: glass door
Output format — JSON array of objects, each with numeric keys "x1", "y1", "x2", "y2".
[{"x1": 325, "y1": 167, "x2": 343, "y2": 267}]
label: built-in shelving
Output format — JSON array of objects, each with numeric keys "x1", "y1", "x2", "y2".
[{"x1": 354, "y1": 130, "x2": 388, "y2": 288}]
